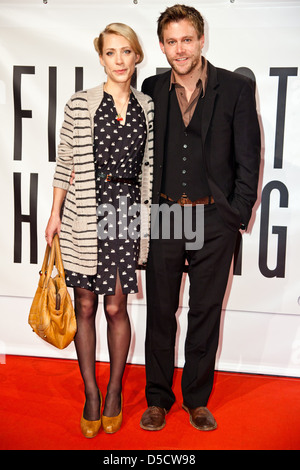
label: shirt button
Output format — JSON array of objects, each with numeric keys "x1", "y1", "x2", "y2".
[
  {"x1": 183, "y1": 144, "x2": 188, "y2": 149},
  {"x1": 182, "y1": 182, "x2": 187, "y2": 187},
  {"x1": 183, "y1": 157, "x2": 187, "y2": 161},
  {"x1": 182, "y1": 170, "x2": 186, "y2": 174}
]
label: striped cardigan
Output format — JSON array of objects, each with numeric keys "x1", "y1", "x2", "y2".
[{"x1": 53, "y1": 83, "x2": 154, "y2": 275}]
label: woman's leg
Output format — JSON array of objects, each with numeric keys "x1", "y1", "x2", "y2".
[
  {"x1": 73, "y1": 287, "x2": 100, "y2": 420},
  {"x1": 103, "y1": 272, "x2": 131, "y2": 417}
]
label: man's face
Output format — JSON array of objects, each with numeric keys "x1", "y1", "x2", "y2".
[{"x1": 160, "y1": 19, "x2": 204, "y2": 77}]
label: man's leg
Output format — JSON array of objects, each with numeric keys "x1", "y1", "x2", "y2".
[
  {"x1": 182, "y1": 206, "x2": 238, "y2": 423},
  {"x1": 144, "y1": 235, "x2": 186, "y2": 411}
]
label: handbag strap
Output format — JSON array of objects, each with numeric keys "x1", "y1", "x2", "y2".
[
  {"x1": 40, "y1": 242, "x2": 51, "y2": 276},
  {"x1": 52, "y1": 234, "x2": 66, "y2": 280},
  {"x1": 44, "y1": 234, "x2": 65, "y2": 286}
]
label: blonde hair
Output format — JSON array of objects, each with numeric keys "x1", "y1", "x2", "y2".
[{"x1": 94, "y1": 23, "x2": 144, "y2": 64}]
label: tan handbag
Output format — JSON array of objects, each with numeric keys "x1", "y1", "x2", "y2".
[{"x1": 28, "y1": 234, "x2": 77, "y2": 349}]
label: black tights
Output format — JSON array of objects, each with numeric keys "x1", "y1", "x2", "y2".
[{"x1": 73, "y1": 273, "x2": 131, "y2": 420}]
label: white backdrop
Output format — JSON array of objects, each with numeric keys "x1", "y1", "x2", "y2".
[{"x1": 0, "y1": 0, "x2": 300, "y2": 376}]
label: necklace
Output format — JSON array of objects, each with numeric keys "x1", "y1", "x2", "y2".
[
  {"x1": 104, "y1": 84, "x2": 130, "y2": 122},
  {"x1": 115, "y1": 94, "x2": 130, "y2": 122}
]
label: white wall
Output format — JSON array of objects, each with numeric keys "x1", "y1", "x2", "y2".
[
  {"x1": 1, "y1": 271, "x2": 300, "y2": 376},
  {"x1": 0, "y1": 0, "x2": 300, "y2": 377}
]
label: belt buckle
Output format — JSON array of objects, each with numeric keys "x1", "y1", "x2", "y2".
[
  {"x1": 105, "y1": 174, "x2": 112, "y2": 182},
  {"x1": 179, "y1": 194, "x2": 188, "y2": 206}
]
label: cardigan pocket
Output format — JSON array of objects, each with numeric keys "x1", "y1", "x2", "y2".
[
  {"x1": 62, "y1": 185, "x2": 77, "y2": 221},
  {"x1": 71, "y1": 216, "x2": 89, "y2": 246}
]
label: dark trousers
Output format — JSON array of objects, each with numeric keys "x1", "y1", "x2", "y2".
[{"x1": 145, "y1": 203, "x2": 238, "y2": 410}]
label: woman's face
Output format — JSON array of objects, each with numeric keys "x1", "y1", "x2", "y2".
[{"x1": 100, "y1": 33, "x2": 139, "y2": 85}]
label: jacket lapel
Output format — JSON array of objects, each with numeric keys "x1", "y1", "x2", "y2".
[
  {"x1": 154, "y1": 72, "x2": 171, "y2": 164},
  {"x1": 201, "y1": 62, "x2": 219, "y2": 144}
]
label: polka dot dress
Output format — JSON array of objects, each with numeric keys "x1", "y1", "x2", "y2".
[{"x1": 65, "y1": 91, "x2": 147, "y2": 295}]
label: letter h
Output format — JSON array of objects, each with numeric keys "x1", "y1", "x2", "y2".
[{"x1": 13, "y1": 173, "x2": 38, "y2": 264}]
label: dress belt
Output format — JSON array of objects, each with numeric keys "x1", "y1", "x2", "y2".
[
  {"x1": 97, "y1": 171, "x2": 138, "y2": 185},
  {"x1": 160, "y1": 193, "x2": 214, "y2": 206}
]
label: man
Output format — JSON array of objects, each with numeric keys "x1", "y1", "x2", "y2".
[{"x1": 140, "y1": 5, "x2": 261, "y2": 431}]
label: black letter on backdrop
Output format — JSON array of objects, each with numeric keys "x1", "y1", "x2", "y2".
[
  {"x1": 13, "y1": 66, "x2": 35, "y2": 160},
  {"x1": 233, "y1": 232, "x2": 243, "y2": 276},
  {"x1": 270, "y1": 67, "x2": 298, "y2": 169},
  {"x1": 14, "y1": 173, "x2": 38, "y2": 264},
  {"x1": 48, "y1": 67, "x2": 57, "y2": 162},
  {"x1": 48, "y1": 66, "x2": 84, "y2": 162},
  {"x1": 75, "y1": 67, "x2": 83, "y2": 92},
  {"x1": 259, "y1": 181, "x2": 288, "y2": 278}
]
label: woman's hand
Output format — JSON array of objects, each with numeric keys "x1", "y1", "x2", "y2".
[
  {"x1": 70, "y1": 170, "x2": 75, "y2": 185},
  {"x1": 45, "y1": 213, "x2": 61, "y2": 247},
  {"x1": 45, "y1": 187, "x2": 67, "y2": 246}
]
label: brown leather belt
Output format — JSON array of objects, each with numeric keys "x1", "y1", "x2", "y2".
[
  {"x1": 160, "y1": 193, "x2": 214, "y2": 206},
  {"x1": 97, "y1": 171, "x2": 138, "y2": 185}
]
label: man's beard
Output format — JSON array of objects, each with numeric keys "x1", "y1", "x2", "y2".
[{"x1": 168, "y1": 55, "x2": 201, "y2": 76}]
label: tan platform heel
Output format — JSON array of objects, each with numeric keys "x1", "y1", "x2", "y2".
[
  {"x1": 102, "y1": 393, "x2": 123, "y2": 434},
  {"x1": 80, "y1": 391, "x2": 102, "y2": 438}
]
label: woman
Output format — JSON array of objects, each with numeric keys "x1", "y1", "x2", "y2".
[{"x1": 45, "y1": 23, "x2": 154, "y2": 438}]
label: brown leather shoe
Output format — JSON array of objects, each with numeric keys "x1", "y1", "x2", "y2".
[
  {"x1": 182, "y1": 404, "x2": 217, "y2": 431},
  {"x1": 140, "y1": 406, "x2": 167, "y2": 431}
]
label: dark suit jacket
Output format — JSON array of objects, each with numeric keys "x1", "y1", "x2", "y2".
[{"x1": 142, "y1": 61, "x2": 261, "y2": 231}]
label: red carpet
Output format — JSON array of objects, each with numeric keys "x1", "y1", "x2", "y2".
[{"x1": 0, "y1": 355, "x2": 299, "y2": 450}]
